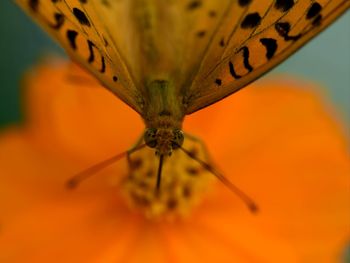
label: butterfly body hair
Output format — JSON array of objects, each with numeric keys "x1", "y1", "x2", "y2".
[{"x1": 142, "y1": 79, "x2": 185, "y2": 156}]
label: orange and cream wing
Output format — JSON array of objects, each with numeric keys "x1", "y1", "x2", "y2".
[
  {"x1": 16, "y1": 0, "x2": 143, "y2": 113},
  {"x1": 184, "y1": 0, "x2": 349, "y2": 114}
]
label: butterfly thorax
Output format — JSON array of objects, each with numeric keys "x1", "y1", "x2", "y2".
[{"x1": 142, "y1": 79, "x2": 185, "y2": 156}]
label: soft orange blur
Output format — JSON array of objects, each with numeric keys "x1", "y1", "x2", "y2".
[{"x1": 0, "y1": 59, "x2": 349, "y2": 263}]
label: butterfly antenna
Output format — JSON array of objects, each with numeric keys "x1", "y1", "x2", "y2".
[
  {"x1": 155, "y1": 154, "x2": 164, "y2": 196},
  {"x1": 179, "y1": 146, "x2": 258, "y2": 213},
  {"x1": 66, "y1": 144, "x2": 146, "y2": 189}
]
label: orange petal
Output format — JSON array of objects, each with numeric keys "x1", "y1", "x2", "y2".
[
  {"x1": 23, "y1": 59, "x2": 143, "y2": 161},
  {"x1": 185, "y1": 78, "x2": 350, "y2": 262},
  {"x1": 0, "y1": 128, "x2": 140, "y2": 263},
  {"x1": 1, "y1": 60, "x2": 349, "y2": 263}
]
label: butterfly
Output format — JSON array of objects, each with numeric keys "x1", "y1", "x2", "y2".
[{"x1": 16, "y1": 0, "x2": 349, "y2": 212}]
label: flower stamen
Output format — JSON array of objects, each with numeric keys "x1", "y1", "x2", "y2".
[{"x1": 122, "y1": 138, "x2": 214, "y2": 219}]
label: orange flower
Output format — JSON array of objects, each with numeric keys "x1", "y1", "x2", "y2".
[{"x1": 0, "y1": 59, "x2": 349, "y2": 262}]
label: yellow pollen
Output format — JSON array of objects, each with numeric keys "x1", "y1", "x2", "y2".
[{"x1": 121, "y1": 138, "x2": 214, "y2": 220}]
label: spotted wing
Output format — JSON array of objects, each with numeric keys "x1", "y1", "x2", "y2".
[
  {"x1": 16, "y1": 0, "x2": 143, "y2": 114},
  {"x1": 184, "y1": 0, "x2": 349, "y2": 114}
]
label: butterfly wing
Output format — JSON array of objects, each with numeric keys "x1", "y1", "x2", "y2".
[
  {"x1": 184, "y1": 0, "x2": 349, "y2": 114},
  {"x1": 16, "y1": 0, "x2": 144, "y2": 114},
  {"x1": 16, "y1": 1, "x2": 349, "y2": 115}
]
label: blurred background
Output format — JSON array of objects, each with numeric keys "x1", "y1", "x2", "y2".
[{"x1": 0, "y1": 2, "x2": 349, "y2": 129}]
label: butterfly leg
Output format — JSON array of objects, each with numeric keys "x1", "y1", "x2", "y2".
[
  {"x1": 183, "y1": 133, "x2": 258, "y2": 213},
  {"x1": 183, "y1": 132, "x2": 212, "y2": 163},
  {"x1": 126, "y1": 134, "x2": 145, "y2": 170}
]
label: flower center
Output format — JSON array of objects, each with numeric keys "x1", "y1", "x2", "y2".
[{"x1": 121, "y1": 138, "x2": 214, "y2": 219}]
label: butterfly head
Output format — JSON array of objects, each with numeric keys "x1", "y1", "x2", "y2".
[{"x1": 144, "y1": 128, "x2": 184, "y2": 156}]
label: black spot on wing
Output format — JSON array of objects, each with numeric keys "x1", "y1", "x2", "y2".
[
  {"x1": 29, "y1": 0, "x2": 39, "y2": 12},
  {"x1": 241, "y1": 13, "x2": 261, "y2": 29},
  {"x1": 87, "y1": 40, "x2": 95, "y2": 63},
  {"x1": 50, "y1": 13, "x2": 65, "y2": 30},
  {"x1": 275, "y1": 22, "x2": 301, "y2": 41},
  {"x1": 306, "y1": 2, "x2": 322, "y2": 19},
  {"x1": 187, "y1": 1, "x2": 202, "y2": 10},
  {"x1": 79, "y1": 0, "x2": 87, "y2": 3},
  {"x1": 113, "y1": 76, "x2": 118, "y2": 82},
  {"x1": 229, "y1": 61, "x2": 241, "y2": 79},
  {"x1": 219, "y1": 38, "x2": 225, "y2": 47},
  {"x1": 73, "y1": 7, "x2": 91, "y2": 26},
  {"x1": 260, "y1": 38, "x2": 277, "y2": 60},
  {"x1": 215, "y1": 79, "x2": 222, "y2": 86},
  {"x1": 275, "y1": 22, "x2": 290, "y2": 36},
  {"x1": 240, "y1": 46, "x2": 253, "y2": 72},
  {"x1": 196, "y1": 30, "x2": 206, "y2": 38},
  {"x1": 66, "y1": 30, "x2": 78, "y2": 50},
  {"x1": 312, "y1": 14, "x2": 323, "y2": 26},
  {"x1": 208, "y1": 10, "x2": 217, "y2": 17},
  {"x1": 101, "y1": 0, "x2": 111, "y2": 7},
  {"x1": 274, "y1": 0, "x2": 295, "y2": 12},
  {"x1": 238, "y1": 0, "x2": 252, "y2": 7},
  {"x1": 100, "y1": 56, "x2": 106, "y2": 73}
]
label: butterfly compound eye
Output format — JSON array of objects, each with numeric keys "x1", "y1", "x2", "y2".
[
  {"x1": 144, "y1": 128, "x2": 158, "y2": 148},
  {"x1": 172, "y1": 129, "x2": 184, "y2": 149}
]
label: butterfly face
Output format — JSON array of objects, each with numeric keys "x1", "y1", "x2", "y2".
[{"x1": 144, "y1": 128, "x2": 184, "y2": 156}]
